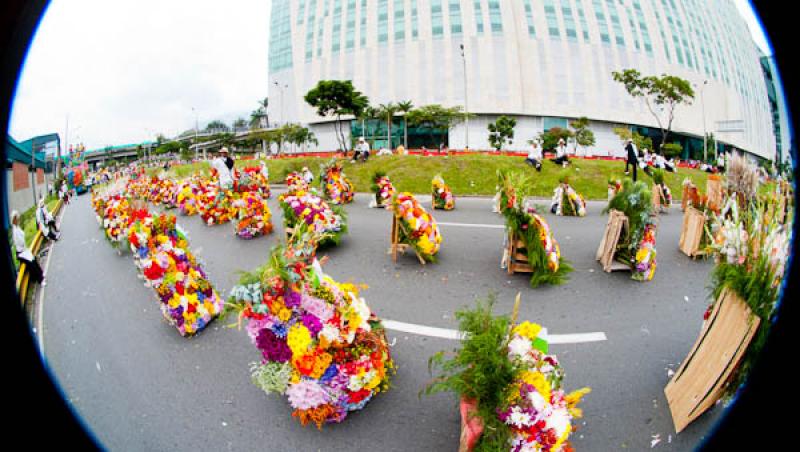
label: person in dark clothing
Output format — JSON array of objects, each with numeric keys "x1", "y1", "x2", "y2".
[{"x1": 625, "y1": 139, "x2": 639, "y2": 181}]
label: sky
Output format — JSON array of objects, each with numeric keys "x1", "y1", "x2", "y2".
[{"x1": 8, "y1": 0, "x2": 772, "y2": 151}]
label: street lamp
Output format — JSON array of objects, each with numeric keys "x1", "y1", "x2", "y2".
[
  {"x1": 460, "y1": 43, "x2": 469, "y2": 151},
  {"x1": 274, "y1": 81, "x2": 288, "y2": 125},
  {"x1": 191, "y1": 107, "x2": 201, "y2": 160},
  {"x1": 699, "y1": 80, "x2": 708, "y2": 162}
]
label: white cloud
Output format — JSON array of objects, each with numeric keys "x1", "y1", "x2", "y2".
[{"x1": 9, "y1": 0, "x2": 271, "y2": 150}]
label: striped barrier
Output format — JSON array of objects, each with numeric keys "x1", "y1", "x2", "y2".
[{"x1": 16, "y1": 199, "x2": 63, "y2": 308}]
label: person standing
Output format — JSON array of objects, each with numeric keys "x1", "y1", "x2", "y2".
[
  {"x1": 12, "y1": 210, "x2": 46, "y2": 287},
  {"x1": 716, "y1": 151, "x2": 726, "y2": 173},
  {"x1": 625, "y1": 139, "x2": 639, "y2": 181},
  {"x1": 211, "y1": 148, "x2": 234, "y2": 191},
  {"x1": 551, "y1": 138, "x2": 570, "y2": 167},
  {"x1": 525, "y1": 141, "x2": 543, "y2": 172}
]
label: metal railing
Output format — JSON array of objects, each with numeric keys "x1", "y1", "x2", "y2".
[{"x1": 16, "y1": 199, "x2": 63, "y2": 307}]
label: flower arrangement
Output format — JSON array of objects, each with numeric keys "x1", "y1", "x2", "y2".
[
  {"x1": 320, "y1": 160, "x2": 354, "y2": 205},
  {"x1": 227, "y1": 233, "x2": 395, "y2": 428},
  {"x1": 96, "y1": 194, "x2": 134, "y2": 249},
  {"x1": 431, "y1": 174, "x2": 455, "y2": 210},
  {"x1": 498, "y1": 170, "x2": 572, "y2": 287},
  {"x1": 232, "y1": 191, "x2": 273, "y2": 239},
  {"x1": 128, "y1": 211, "x2": 224, "y2": 336},
  {"x1": 702, "y1": 188, "x2": 791, "y2": 400},
  {"x1": 371, "y1": 171, "x2": 395, "y2": 208},
  {"x1": 235, "y1": 166, "x2": 271, "y2": 198},
  {"x1": 551, "y1": 178, "x2": 586, "y2": 217},
  {"x1": 426, "y1": 295, "x2": 589, "y2": 451},
  {"x1": 607, "y1": 179, "x2": 622, "y2": 201},
  {"x1": 286, "y1": 171, "x2": 310, "y2": 194},
  {"x1": 391, "y1": 192, "x2": 442, "y2": 262},
  {"x1": 279, "y1": 188, "x2": 347, "y2": 248},
  {"x1": 147, "y1": 177, "x2": 178, "y2": 208},
  {"x1": 199, "y1": 189, "x2": 237, "y2": 226},
  {"x1": 604, "y1": 179, "x2": 658, "y2": 281}
]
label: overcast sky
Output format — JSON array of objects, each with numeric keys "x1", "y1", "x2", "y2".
[{"x1": 9, "y1": 0, "x2": 771, "y2": 151}]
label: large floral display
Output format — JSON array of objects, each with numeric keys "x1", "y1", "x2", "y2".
[
  {"x1": 93, "y1": 192, "x2": 134, "y2": 249},
  {"x1": 147, "y1": 177, "x2": 178, "y2": 208},
  {"x1": 127, "y1": 211, "x2": 224, "y2": 335},
  {"x1": 199, "y1": 188, "x2": 236, "y2": 226},
  {"x1": 431, "y1": 174, "x2": 455, "y2": 210},
  {"x1": 604, "y1": 180, "x2": 658, "y2": 281},
  {"x1": 426, "y1": 297, "x2": 589, "y2": 451},
  {"x1": 279, "y1": 184, "x2": 347, "y2": 247},
  {"x1": 227, "y1": 232, "x2": 394, "y2": 428},
  {"x1": 550, "y1": 179, "x2": 586, "y2": 217},
  {"x1": 176, "y1": 177, "x2": 208, "y2": 216},
  {"x1": 371, "y1": 172, "x2": 395, "y2": 208},
  {"x1": 232, "y1": 191, "x2": 273, "y2": 239},
  {"x1": 392, "y1": 192, "x2": 442, "y2": 262},
  {"x1": 320, "y1": 161, "x2": 354, "y2": 205},
  {"x1": 286, "y1": 171, "x2": 310, "y2": 194},
  {"x1": 235, "y1": 165, "x2": 271, "y2": 198},
  {"x1": 499, "y1": 171, "x2": 571, "y2": 287}
]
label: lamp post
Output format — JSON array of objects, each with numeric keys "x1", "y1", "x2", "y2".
[
  {"x1": 699, "y1": 80, "x2": 708, "y2": 162},
  {"x1": 460, "y1": 43, "x2": 469, "y2": 151},
  {"x1": 191, "y1": 107, "x2": 201, "y2": 160}
]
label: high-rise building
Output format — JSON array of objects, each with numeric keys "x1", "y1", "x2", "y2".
[
  {"x1": 759, "y1": 53, "x2": 791, "y2": 165},
  {"x1": 269, "y1": 0, "x2": 777, "y2": 160}
]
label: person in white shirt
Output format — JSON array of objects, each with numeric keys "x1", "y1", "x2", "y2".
[
  {"x1": 525, "y1": 141, "x2": 543, "y2": 172},
  {"x1": 301, "y1": 166, "x2": 314, "y2": 184},
  {"x1": 551, "y1": 138, "x2": 569, "y2": 167},
  {"x1": 353, "y1": 137, "x2": 370, "y2": 162},
  {"x1": 11, "y1": 210, "x2": 45, "y2": 286},
  {"x1": 211, "y1": 148, "x2": 234, "y2": 190},
  {"x1": 36, "y1": 197, "x2": 59, "y2": 241},
  {"x1": 717, "y1": 152, "x2": 726, "y2": 173}
]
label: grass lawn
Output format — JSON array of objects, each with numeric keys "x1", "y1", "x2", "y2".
[{"x1": 163, "y1": 154, "x2": 712, "y2": 200}]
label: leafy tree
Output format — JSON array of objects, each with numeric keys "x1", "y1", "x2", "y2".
[
  {"x1": 232, "y1": 117, "x2": 248, "y2": 131},
  {"x1": 612, "y1": 69, "x2": 695, "y2": 150},
  {"x1": 612, "y1": 127, "x2": 652, "y2": 152},
  {"x1": 662, "y1": 142, "x2": 683, "y2": 159},
  {"x1": 304, "y1": 80, "x2": 369, "y2": 152},
  {"x1": 205, "y1": 120, "x2": 229, "y2": 133},
  {"x1": 397, "y1": 100, "x2": 414, "y2": 148},
  {"x1": 569, "y1": 117, "x2": 595, "y2": 153},
  {"x1": 487, "y1": 115, "x2": 516, "y2": 151},
  {"x1": 406, "y1": 104, "x2": 473, "y2": 148},
  {"x1": 538, "y1": 127, "x2": 573, "y2": 152}
]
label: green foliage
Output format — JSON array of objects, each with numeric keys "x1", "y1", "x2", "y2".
[
  {"x1": 497, "y1": 170, "x2": 572, "y2": 287},
  {"x1": 612, "y1": 127, "x2": 652, "y2": 151},
  {"x1": 570, "y1": 117, "x2": 596, "y2": 151},
  {"x1": 205, "y1": 120, "x2": 230, "y2": 132},
  {"x1": 424, "y1": 295, "x2": 514, "y2": 451},
  {"x1": 538, "y1": 127, "x2": 573, "y2": 152},
  {"x1": 250, "y1": 361, "x2": 292, "y2": 395},
  {"x1": 612, "y1": 69, "x2": 695, "y2": 147},
  {"x1": 651, "y1": 168, "x2": 665, "y2": 186},
  {"x1": 304, "y1": 80, "x2": 369, "y2": 151},
  {"x1": 604, "y1": 179, "x2": 654, "y2": 262},
  {"x1": 488, "y1": 116, "x2": 517, "y2": 151},
  {"x1": 661, "y1": 142, "x2": 682, "y2": 159},
  {"x1": 406, "y1": 104, "x2": 474, "y2": 146}
]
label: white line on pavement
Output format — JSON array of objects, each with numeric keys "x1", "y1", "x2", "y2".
[
  {"x1": 436, "y1": 222, "x2": 505, "y2": 229},
  {"x1": 382, "y1": 319, "x2": 607, "y2": 344}
]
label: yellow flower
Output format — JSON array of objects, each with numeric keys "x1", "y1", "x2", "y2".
[
  {"x1": 520, "y1": 370, "x2": 551, "y2": 402},
  {"x1": 278, "y1": 307, "x2": 292, "y2": 322},
  {"x1": 513, "y1": 321, "x2": 542, "y2": 342},
  {"x1": 552, "y1": 423, "x2": 572, "y2": 451},
  {"x1": 287, "y1": 324, "x2": 312, "y2": 356},
  {"x1": 566, "y1": 387, "x2": 591, "y2": 418}
]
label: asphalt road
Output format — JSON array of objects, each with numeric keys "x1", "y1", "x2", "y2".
[{"x1": 38, "y1": 188, "x2": 724, "y2": 451}]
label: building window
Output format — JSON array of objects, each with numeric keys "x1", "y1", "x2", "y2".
[
  {"x1": 449, "y1": 0, "x2": 462, "y2": 35},
  {"x1": 576, "y1": 4, "x2": 590, "y2": 42},
  {"x1": 306, "y1": 0, "x2": 317, "y2": 59},
  {"x1": 360, "y1": 0, "x2": 367, "y2": 47},
  {"x1": 378, "y1": 0, "x2": 388, "y2": 43},
  {"x1": 269, "y1": 0, "x2": 293, "y2": 72},
  {"x1": 560, "y1": 0, "x2": 577, "y2": 41},
  {"x1": 411, "y1": 0, "x2": 419, "y2": 38},
  {"x1": 298, "y1": 0, "x2": 306, "y2": 24},
  {"x1": 605, "y1": 0, "x2": 625, "y2": 47},
  {"x1": 544, "y1": 1, "x2": 559, "y2": 38},
  {"x1": 346, "y1": 0, "x2": 356, "y2": 49},
  {"x1": 474, "y1": 0, "x2": 484, "y2": 34},
  {"x1": 394, "y1": 0, "x2": 405, "y2": 40},
  {"x1": 488, "y1": 0, "x2": 502, "y2": 34},
  {"x1": 331, "y1": 0, "x2": 342, "y2": 52},
  {"x1": 431, "y1": 0, "x2": 444, "y2": 37},
  {"x1": 543, "y1": 117, "x2": 568, "y2": 132},
  {"x1": 592, "y1": 0, "x2": 611, "y2": 44}
]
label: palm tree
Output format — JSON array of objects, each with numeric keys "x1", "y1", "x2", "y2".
[
  {"x1": 378, "y1": 103, "x2": 400, "y2": 150},
  {"x1": 397, "y1": 100, "x2": 414, "y2": 149}
]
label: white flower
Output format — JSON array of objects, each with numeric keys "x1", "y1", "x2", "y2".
[
  {"x1": 528, "y1": 390, "x2": 547, "y2": 413},
  {"x1": 545, "y1": 408, "x2": 570, "y2": 437},
  {"x1": 508, "y1": 336, "x2": 533, "y2": 360},
  {"x1": 508, "y1": 406, "x2": 533, "y2": 428}
]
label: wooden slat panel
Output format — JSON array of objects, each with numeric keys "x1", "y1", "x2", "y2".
[{"x1": 679, "y1": 207, "x2": 706, "y2": 257}]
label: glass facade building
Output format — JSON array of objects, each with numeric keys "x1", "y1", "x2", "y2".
[{"x1": 269, "y1": 0, "x2": 776, "y2": 159}]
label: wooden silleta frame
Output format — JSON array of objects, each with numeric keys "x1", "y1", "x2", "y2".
[
  {"x1": 595, "y1": 209, "x2": 630, "y2": 272},
  {"x1": 679, "y1": 206, "x2": 707, "y2": 258},
  {"x1": 664, "y1": 288, "x2": 759, "y2": 433}
]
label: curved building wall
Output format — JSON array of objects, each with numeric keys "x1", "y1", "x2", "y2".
[{"x1": 269, "y1": 0, "x2": 775, "y2": 159}]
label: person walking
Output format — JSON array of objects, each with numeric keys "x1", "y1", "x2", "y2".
[
  {"x1": 625, "y1": 139, "x2": 639, "y2": 181},
  {"x1": 11, "y1": 210, "x2": 46, "y2": 287},
  {"x1": 36, "y1": 197, "x2": 59, "y2": 241},
  {"x1": 525, "y1": 141, "x2": 543, "y2": 171},
  {"x1": 551, "y1": 138, "x2": 570, "y2": 167}
]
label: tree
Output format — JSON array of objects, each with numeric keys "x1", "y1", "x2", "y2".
[
  {"x1": 611, "y1": 69, "x2": 695, "y2": 151},
  {"x1": 569, "y1": 117, "x2": 596, "y2": 154},
  {"x1": 397, "y1": 100, "x2": 414, "y2": 148},
  {"x1": 378, "y1": 102, "x2": 401, "y2": 150},
  {"x1": 304, "y1": 80, "x2": 369, "y2": 152},
  {"x1": 661, "y1": 143, "x2": 683, "y2": 159},
  {"x1": 487, "y1": 116, "x2": 516, "y2": 151},
  {"x1": 538, "y1": 127, "x2": 573, "y2": 152},
  {"x1": 232, "y1": 117, "x2": 247, "y2": 131},
  {"x1": 612, "y1": 126, "x2": 652, "y2": 152},
  {"x1": 205, "y1": 120, "x2": 229, "y2": 133},
  {"x1": 406, "y1": 104, "x2": 473, "y2": 148}
]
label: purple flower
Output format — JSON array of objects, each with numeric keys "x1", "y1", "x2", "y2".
[
  {"x1": 284, "y1": 290, "x2": 302, "y2": 309},
  {"x1": 301, "y1": 313, "x2": 323, "y2": 335},
  {"x1": 256, "y1": 328, "x2": 292, "y2": 363}
]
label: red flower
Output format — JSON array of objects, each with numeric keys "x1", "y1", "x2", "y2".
[{"x1": 348, "y1": 388, "x2": 371, "y2": 404}]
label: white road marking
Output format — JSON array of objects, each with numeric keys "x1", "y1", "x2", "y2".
[
  {"x1": 437, "y1": 222, "x2": 505, "y2": 229},
  {"x1": 382, "y1": 319, "x2": 606, "y2": 344},
  {"x1": 36, "y1": 203, "x2": 67, "y2": 358}
]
